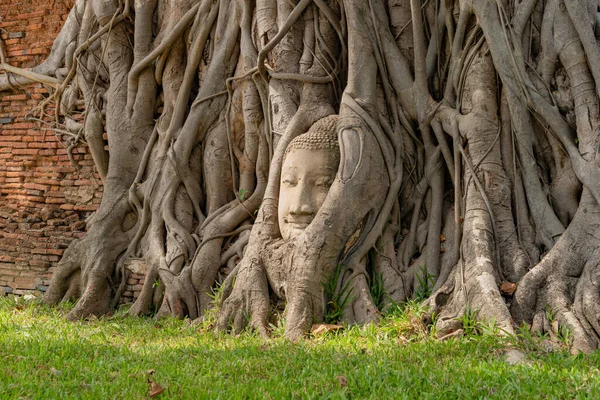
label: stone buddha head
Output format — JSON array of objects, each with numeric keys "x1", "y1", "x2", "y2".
[{"x1": 278, "y1": 115, "x2": 340, "y2": 241}]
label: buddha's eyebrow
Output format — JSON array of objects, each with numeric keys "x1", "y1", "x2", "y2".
[{"x1": 316, "y1": 167, "x2": 337, "y2": 173}]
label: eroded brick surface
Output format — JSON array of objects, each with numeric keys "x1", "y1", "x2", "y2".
[{"x1": 0, "y1": 0, "x2": 104, "y2": 296}]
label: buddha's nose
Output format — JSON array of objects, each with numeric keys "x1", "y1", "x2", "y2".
[{"x1": 289, "y1": 182, "x2": 314, "y2": 214}]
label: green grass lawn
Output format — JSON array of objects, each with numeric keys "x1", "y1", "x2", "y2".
[{"x1": 0, "y1": 296, "x2": 599, "y2": 399}]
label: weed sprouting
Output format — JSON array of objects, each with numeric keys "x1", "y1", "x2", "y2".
[
  {"x1": 545, "y1": 305, "x2": 573, "y2": 346},
  {"x1": 480, "y1": 317, "x2": 500, "y2": 336},
  {"x1": 208, "y1": 281, "x2": 225, "y2": 305},
  {"x1": 367, "y1": 245, "x2": 385, "y2": 311},
  {"x1": 557, "y1": 323, "x2": 573, "y2": 347},
  {"x1": 414, "y1": 265, "x2": 435, "y2": 301},
  {"x1": 199, "y1": 282, "x2": 226, "y2": 330},
  {"x1": 510, "y1": 323, "x2": 548, "y2": 353},
  {"x1": 370, "y1": 270, "x2": 385, "y2": 310},
  {"x1": 322, "y1": 263, "x2": 353, "y2": 324},
  {"x1": 458, "y1": 303, "x2": 480, "y2": 335},
  {"x1": 268, "y1": 312, "x2": 286, "y2": 337}
]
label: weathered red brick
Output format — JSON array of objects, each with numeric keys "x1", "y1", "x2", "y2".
[
  {"x1": 12, "y1": 148, "x2": 38, "y2": 155},
  {"x1": 0, "y1": 1, "x2": 105, "y2": 296}
]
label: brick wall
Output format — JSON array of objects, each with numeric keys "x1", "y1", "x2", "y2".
[{"x1": 0, "y1": 0, "x2": 103, "y2": 295}]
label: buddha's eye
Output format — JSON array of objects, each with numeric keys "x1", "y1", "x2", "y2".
[
  {"x1": 315, "y1": 176, "x2": 334, "y2": 187},
  {"x1": 281, "y1": 174, "x2": 297, "y2": 187}
]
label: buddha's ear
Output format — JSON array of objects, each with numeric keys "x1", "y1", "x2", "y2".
[
  {"x1": 338, "y1": 127, "x2": 362, "y2": 182},
  {"x1": 337, "y1": 109, "x2": 367, "y2": 184}
]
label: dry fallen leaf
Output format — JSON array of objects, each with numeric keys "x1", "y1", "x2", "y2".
[
  {"x1": 311, "y1": 324, "x2": 343, "y2": 336},
  {"x1": 500, "y1": 281, "x2": 517, "y2": 296},
  {"x1": 149, "y1": 382, "x2": 164, "y2": 397},
  {"x1": 336, "y1": 375, "x2": 348, "y2": 387}
]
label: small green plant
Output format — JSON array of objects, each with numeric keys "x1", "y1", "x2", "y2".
[
  {"x1": 369, "y1": 269, "x2": 385, "y2": 310},
  {"x1": 367, "y1": 242, "x2": 386, "y2": 310},
  {"x1": 56, "y1": 298, "x2": 76, "y2": 313},
  {"x1": 458, "y1": 303, "x2": 480, "y2": 335},
  {"x1": 480, "y1": 317, "x2": 499, "y2": 336},
  {"x1": 208, "y1": 281, "x2": 225, "y2": 305},
  {"x1": 382, "y1": 300, "x2": 403, "y2": 318},
  {"x1": 152, "y1": 279, "x2": 161, "y2": 289},
  {"x1": 200, "y1": 282, "x2": 227, "y2": 330},
  {"x1": 238, "y1": 188, "x2": 248, "y2": 201},
  {"x1": 545, "y1": 305, "x2": 572, "y2": 346},
  {"x1": 322, "y1": 263, "x2": 354, "y2": 324},
  {"x1": 414, "y1": 265, "x2": 435, "y2": 301},
  {"x1": 545, "y1": 305, "x2": 555, "y2": 323},
  {"x1": 557, "y1": 323, "x2": 573, "y2": 347},
  {"x1": 511, "y1": 323, "x2": 547, "y2": 353},
  {"x1": 268, "y1": 311, "x2": 286, "y2": 337},
  {"x1": 378, "y1": 299, "x2": 432, "y2": 341}
]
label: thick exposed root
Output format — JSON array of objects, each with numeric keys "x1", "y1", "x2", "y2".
[
  {"x1": 127, "y1": 264, "x2": 160, "y2": 317},
  {"x1": 341, "y1": 264, "x2": 381, "y2": 325},
  {"x1": 514, "y1": 192, "x2": 600, "y2": 353},
  {"x1": 44, "y1": 216, "x2": 130, "y2": 320},
  {"x1": 372, "y1": 220, "x2": 409, "y2": 308},
  {"x1": 428, "y1": 209, "x2": 515, "y2": 336},
  {"x1": 44, "y1": 240, "x2": 84, "y2": 306},
  {"x1": 157, "y1": 266, "x2": 199, "y2": 319},
  {"x1": 216, "y1": 257, "x2": 270, "y2": 337}
]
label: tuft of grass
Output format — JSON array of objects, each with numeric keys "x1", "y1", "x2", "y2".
[
  {"x1": 458, "y1": 303, "x2": 480, "y2": 335},
  {"x1": 546, "y1": 305, "x2": 573, "y2": 347},
  {"x1": 199, "y1": 282, "x2": 227, "y2": 331},
  {"x1": 380, "y1": 300, "x2": 431, "y2": 342},
  {"x1": 322, "y1": 263, "x2": 353, "y2": 324},
  {"x1": 0, "y1": 296, "x2": 599, "y2": 399},
  {"x1": 369, "y1": 270, "x2": 385, "y2": 311},
  {"x1": 414, "y1": 265, "x2": 436, "y2": 301}
]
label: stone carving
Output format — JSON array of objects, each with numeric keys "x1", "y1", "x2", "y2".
[{"x1": 278, "y1": 115, "x2": 340, "y2": 241}]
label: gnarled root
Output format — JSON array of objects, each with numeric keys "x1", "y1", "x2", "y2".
[
  {"x1": 216, "y1": 257, "x2": 270, "y2": 336},
  {"x1": 44, "y1": 212, "x2": 131, "y2": 320},
  {"x1": 513, "y1": 191, "x2": 600, "y2": 353},
  {"x1": 157, "y1": 266, "x2": 199, "y2": 319},
  {"x1": 341, "y1": 257, "x2": 380, "y2": 325}
]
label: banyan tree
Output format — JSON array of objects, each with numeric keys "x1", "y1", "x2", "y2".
[{"x1": 3, "y1": 0, "x2": 600, "y2": 353}]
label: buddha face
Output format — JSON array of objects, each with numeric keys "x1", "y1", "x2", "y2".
[{"x1": 278, "y1": 148, "x2": 338, "y2": 241}]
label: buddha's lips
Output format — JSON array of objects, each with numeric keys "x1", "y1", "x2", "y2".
[{"x1": 283, "y1": 215, "x2": 314, "y2": 227}]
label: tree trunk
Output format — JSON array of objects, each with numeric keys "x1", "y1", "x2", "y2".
[{"x1": 5, "y1": 0, "x2": 600, "y2": 352}]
